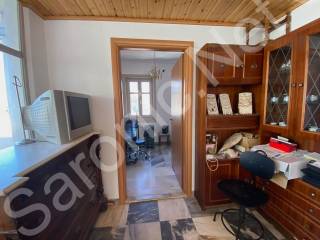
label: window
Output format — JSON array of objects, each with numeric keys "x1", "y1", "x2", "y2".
[
  {"x1": 124, "y1": 78, "x2": 154, "y2": 117},
  {"x1": 0, "y1": 0, "x2": 27, "y2": 150}
]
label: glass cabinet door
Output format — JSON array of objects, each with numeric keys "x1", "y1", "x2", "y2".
[
  {"x1": 265, "y1": 45, "x2": 292, "y2": 127},
  {"x1": 303, "y1": 33, "x2": 320, "y2": 133}
]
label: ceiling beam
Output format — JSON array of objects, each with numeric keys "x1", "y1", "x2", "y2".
[{"x1": 286, "y1": 12, "x2": 292, "y2": 34}]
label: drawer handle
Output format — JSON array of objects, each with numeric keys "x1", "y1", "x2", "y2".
[
  {"x1": 308, "y1": 208, "x2": 314, "y2": 214},
  {"x1": 304, "y1": 223, "x2": 311, "y2": 230},
  {"x1": 250, "y1": 63, "x2": 258, "y2": 69},
  {"x1": 298, "y1": 83, "x2": 304, "y2": 88},
  {"x1": 311, "y1": 192, "x2": 316, "y2": 198},
  {"x1": 0, "y1": 230, "x2": 18, "y2": 235},
  {"x1": 220, "y1": 63, "x2": 225, "y2": 68}
]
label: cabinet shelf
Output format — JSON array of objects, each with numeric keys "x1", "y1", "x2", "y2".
[
  {"x1": 207, "y1": 79, "x2": 262, "y2": 87},
  {"x1": 206, "y1": 114, "x2": 260, "y2": 130}
]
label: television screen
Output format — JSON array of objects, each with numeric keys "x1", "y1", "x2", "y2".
[{"x1": 67, "y1": 96, "x2": 91, "y2": 130}]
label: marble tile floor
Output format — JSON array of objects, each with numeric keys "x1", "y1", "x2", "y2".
[
  {"x1": 126, "y1": 145, "x2": 183, "y2": 201},
  {"x1": 90, "y1": 197, "x2": 288, "y2": 240}
]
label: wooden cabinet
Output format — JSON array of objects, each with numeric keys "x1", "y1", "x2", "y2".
[
  {"x1": 261, "y1": 37, "x2": 295, "y2": 137},
  {"x1": 261, "y1": 19, "x2": 320, "y2": 152},
  {"x1": 243, "y1": 52, "x2": 264, "y2": 80},
  {"x1": 195, "y1": 44, "x2": 263, "y2": 209},
  {"x1": 257, "y1": 178, "x2": 320, "y2": 240},
  {"x1": 294, "y1": 23, "x2": 320, "y2": 152},
  {"x1": 206, "y1": 159, "x2": 240, "y2": 206},
  {"x1": 3, "y1": 134, "x2": 105, "y2": 240},
  {"x1": 208, "y1": 45, "x2": 263, "y2": 85},
  {"x1": 211, "y1": 46, "x2": 237, "y2": 82},
  {"x1": 259, "y1": 19, "x2": 320, "y2": 240}
]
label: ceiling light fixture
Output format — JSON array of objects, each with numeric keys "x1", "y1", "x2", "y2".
[{"x1": 149, "y1": 51, "x2": 163, "y2": 81}]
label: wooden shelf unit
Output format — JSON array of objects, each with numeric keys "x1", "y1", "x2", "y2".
[
  {"x1": 195, "y1": 44, "x2": 263, "y2": 209},
  {"x1": 206, "y1": 114, "x2": 260, "y2": 130}
]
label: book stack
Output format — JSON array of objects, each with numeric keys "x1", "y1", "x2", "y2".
[{"x1": 302, "y1": 154, "x2": 320, "y2": 188}]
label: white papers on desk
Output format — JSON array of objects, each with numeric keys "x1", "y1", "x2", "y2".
[
  {"x1": 251, "y1": 144, "x2": 287, "y2": 158},
  {"x1": 251, "y1": 145, "x2": 308, "y2": 180}
]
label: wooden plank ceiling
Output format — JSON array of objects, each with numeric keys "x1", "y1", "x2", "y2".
[{"x1": 20, "y1": 0, "x2": 308, "y2": 26}]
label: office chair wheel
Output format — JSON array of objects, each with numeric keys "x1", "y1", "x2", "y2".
[
  {"x1": 137, "y1": 150, "x2": 150, "y2": 161},
  {"x1": 129, "y1": 152, "x2": 138, "y2": 161},
  {"x1": 214, "y1": 208, "x2": 264, "y2": 240}
]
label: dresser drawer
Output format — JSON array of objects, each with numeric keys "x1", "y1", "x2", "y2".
[
  {"x1": 288, "y1": 180, "x2": 320, "y2": 206},
  {"x1": 260, "y1": 201, "x2": 314, "y2": 240},
  {"x1": 79, "y1": 155, "x2": 96, "y2": 177},
  {"x1": 263, "y1": 180, "x2": 320, "y2": 224},
  {"x1": 267, "y1": 190, "x2": 320, "y2": 239}
]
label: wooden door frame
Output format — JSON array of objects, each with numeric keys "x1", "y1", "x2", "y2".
[{"x1": 111, "y1": 38, "x2": 194, "y2": 203}]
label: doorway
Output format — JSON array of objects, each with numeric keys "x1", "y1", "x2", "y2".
[{"x1": 111, "y1": 38, "x2": 193, "y2": 203}]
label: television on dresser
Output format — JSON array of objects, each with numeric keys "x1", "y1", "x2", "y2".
[{"x1": 23, "y1": 90, "x2": 93, "y2": 144}]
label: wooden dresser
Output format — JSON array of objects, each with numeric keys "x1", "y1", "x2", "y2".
[
  {"x1": 195, "y1": 18, "x2": 320, "y2": 240},
  {"x1": 0, "y1": 133, "x2": 105, "y2": 240},
  {"x1": 257, "y1": 179, "x2": 320, "y2": 240}
]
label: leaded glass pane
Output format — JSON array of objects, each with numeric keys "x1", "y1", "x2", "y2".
[
  {"x1": 265, "y1": 45, "x2": 292, "y2": 127},
  {"x1": 304, "y1": 33, "x2": 320, "y2": 132}
]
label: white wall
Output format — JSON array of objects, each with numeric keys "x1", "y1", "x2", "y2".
[
  {"x1": 121, "y1": 57, "x2": 179, "y2": 140},
  {"x1": 41, "y1": 20, "x2": 246, "y2": 199},
  {"x1": 270, "y1": 0, "x2": 320, "y2": 39},
  {"x1": 23, "y1": 8, "x2": 49, "y2": 101},
  {"x1": 247, "y1": 0, "x2": 320, "y2": 42}
]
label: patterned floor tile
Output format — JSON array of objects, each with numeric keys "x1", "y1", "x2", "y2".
[
  {"x1": 251, "y1": 211, "x2": 287, "y2": 240},
  {"x1": 127, "y1": 222, "x2": 162, "y2": 240},
  {"x1": 126, "y1": 145, "x2": 182, "y2": 200},
  {"x1": 184, "y1": 197, "x2": 238, "y2": 218},
  {"x1": 184, "y1": 197, "x2": 204, "y2": 218},
  {"x1": 193, "y1": 216, "x2": 233, "y2": 240},
  {"x1": 119, "y1": 204, "x2": 129, "y2": 226},
  {"x1": 160, "y1": 218, "x2": 199, "y2": 240},
  {"x1": 158, "y1": 198, "x2": 191, "y2": 221},
  {"x1": 127, "y1": 201, "x2": 159, "y2": 224},
  {"x1": 223, "y1": 209, "x2": 280, "y2": 240}
]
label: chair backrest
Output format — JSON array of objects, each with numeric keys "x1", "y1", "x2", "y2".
[
  {"x1": 240, "y1": 151, "x2": 275, "y2": 180},
  {"x1": 143, "y1": 125, "x2": 154, "y2": 139},
  {"x1": 125, "y1": 119, "x2": 138, "y2": 140}
]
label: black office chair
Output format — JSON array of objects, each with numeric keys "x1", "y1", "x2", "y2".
[
  {"x1": 214, "y1": 150, "x2": 275, "y2": 240},
  {"x1": 125, "y1": 119, "x2": 138, "y2": 164},
  {"x1": 143, "y1": 125, "x2": 155, "y2": 149},
  {"x1": 124, "y1": 119, "x2": 150, "y2": 163}
]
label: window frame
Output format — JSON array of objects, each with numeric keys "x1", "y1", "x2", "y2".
[
  {"x1": 0, "y1": 2, "x2": 29, "y2": 102},
  {"x1": 122, "y1": 75, "x2": 155, "y2": 118},
  {"x1": 0, "y1": 1, "x2": 30, "y2": 149}
]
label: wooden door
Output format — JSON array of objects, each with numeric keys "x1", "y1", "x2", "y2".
[{"x1": 171, "y1": 55, "x2": 183, "y2": 187}]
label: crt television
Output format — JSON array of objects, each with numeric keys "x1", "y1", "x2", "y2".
[{"x1": 23, "y1": 90, "x2": 93, "y2": 144}]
